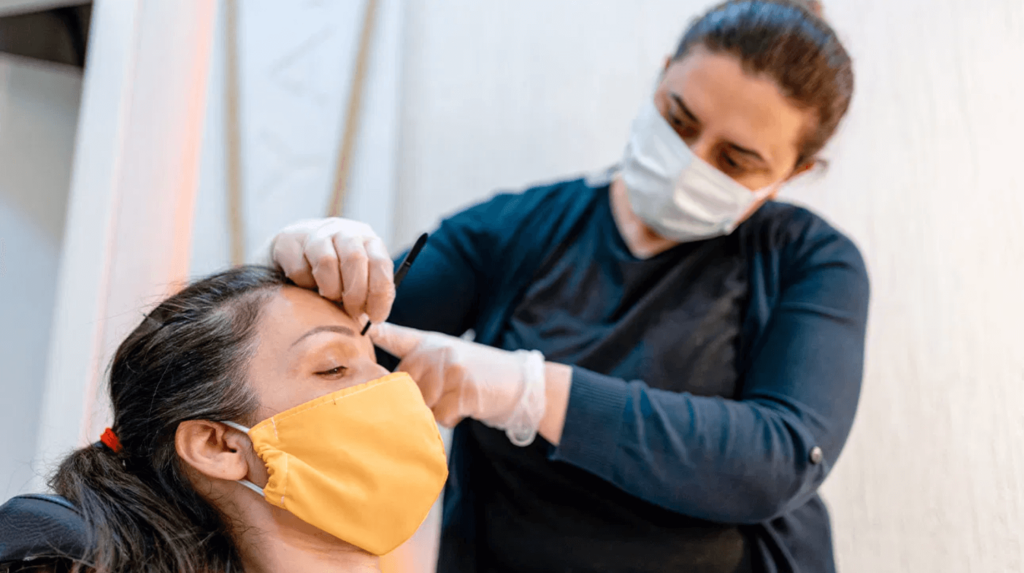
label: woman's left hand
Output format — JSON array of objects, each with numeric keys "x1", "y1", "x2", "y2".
[{"x1": 369, "y1": 323, "x2": 546, "y2": 432}]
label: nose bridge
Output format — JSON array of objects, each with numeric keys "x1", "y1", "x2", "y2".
[
  {"x1": 370, "y1": 362, "x2": 391, "y2": 379},
  {"x1": 687, "y1": 134, "x2": 715, "y2": 165}
]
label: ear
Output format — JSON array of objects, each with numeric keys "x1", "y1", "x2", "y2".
[
  {"x1": 786, "y1": 159, "x2": 819, "y2": 182},
  {"x1": 175, "y1": 420, "x2": 251, "y2": 482}
]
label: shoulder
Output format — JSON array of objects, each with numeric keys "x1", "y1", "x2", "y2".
[
  {"x1": 743, "y1": 201, "x2": 868, "y2": 290},
  {"x1": 443, "y1": 173, "x2": 602, "y2": 236},
  {"x1": 467, "y1": 174, "x2": 598, "y2": 216}
]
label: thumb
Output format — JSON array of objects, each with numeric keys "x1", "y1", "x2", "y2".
[{"x1": 369, "y1": 322, "x2": 426, "y2": 359}]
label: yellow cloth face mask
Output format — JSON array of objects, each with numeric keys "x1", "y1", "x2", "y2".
[{"x1": 221, "y1": 372, "x2": 448, "y2": 556}]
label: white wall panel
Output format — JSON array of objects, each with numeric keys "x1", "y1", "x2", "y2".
[{"x1": 0, "y1": 55, "x2": 81, "y2": 501}]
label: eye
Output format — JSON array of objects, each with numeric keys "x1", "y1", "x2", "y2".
[
  {"x1": 670, "y1": 115, "x2": 697, "y2": 137},
  {"x1": 719, "y1": 152, "x2": 744, "y2": 174},
  {"x1": 316, "y1": 366, "x2": 348, "y2": 379}
]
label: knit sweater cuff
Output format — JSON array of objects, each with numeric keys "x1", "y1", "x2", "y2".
[{"x1": 550, "y1": 366, "x2": 629, "y2": 480}]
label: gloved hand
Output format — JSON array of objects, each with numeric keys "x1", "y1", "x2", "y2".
[
  {"x1": 266, "y1": 218, "x2": 395, "y2": 323},
  {"x1": 370, "y1": 323, "x2": 547, "y2": 446}
]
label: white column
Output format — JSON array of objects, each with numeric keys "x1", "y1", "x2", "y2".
[
  {"x1": 32, "y1": 0, "x2": 216, "y2": 489},
  {"x1": 0, "y1": 56, "x2": 82, "y2": 501}
]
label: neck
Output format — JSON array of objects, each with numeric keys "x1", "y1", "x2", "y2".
[
  {"x1": 235, "y1": 533, "x2": 380, "y2": 573},
  {"x1": 608, "y1": 177, "x2": 680, "y2": 259},
  {"x1": 226, "y1": 488, "x2": 380, "y2": 573}
]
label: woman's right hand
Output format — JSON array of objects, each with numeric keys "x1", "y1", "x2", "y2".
[{"x1": 269, "y1": 218, "x2": 396, "y2": 323}]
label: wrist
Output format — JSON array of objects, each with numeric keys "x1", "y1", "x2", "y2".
[{"x1": 538, "y1": 362, "x2": 572, "y2": 445}]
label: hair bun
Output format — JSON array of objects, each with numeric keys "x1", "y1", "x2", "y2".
[{"x1": 793, "y1": 0, "x2": 824, "y2": 17}]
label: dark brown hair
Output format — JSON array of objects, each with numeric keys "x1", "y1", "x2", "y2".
[
  {"x1": 49, "y1": 266, "x2": 289, "y2": 573},
  {"x1": 673, "y1": 0, "x2": 854, "y2": 166}
]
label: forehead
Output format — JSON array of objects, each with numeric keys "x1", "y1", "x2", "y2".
[
  {"x1": 254, "y1": 286, "x2": 371, "y2": 355},
  {"x1": 664, "y1": 48, "x2": 812, "y2": 168}
]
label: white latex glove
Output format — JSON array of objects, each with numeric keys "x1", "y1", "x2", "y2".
[
  {"x1": 266, "y1": 218, "x2": 395, "y2": 323},
  {"x1": 370, "y1": 323, "x2": 547, "y2": 446}
]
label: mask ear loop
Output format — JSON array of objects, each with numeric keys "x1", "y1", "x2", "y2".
[
  {"x1": 221, "y1": 420, "x2": 250, "y2": 433},
  {"x1": 235, "y1": 479, "x2": 266, "y2": 498},
  {"x1": 220, "y1": 420, "x2": 266, "y2": 498}
]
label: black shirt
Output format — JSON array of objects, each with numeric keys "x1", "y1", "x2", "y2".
[{"x1": 472, "y1": 189, "x2": 752, "y2": 572}]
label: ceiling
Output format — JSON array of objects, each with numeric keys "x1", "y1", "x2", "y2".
[
  {"x1": 0, "y1": 0, "x2": 90, "y2": 67},
  {"x1": 0, "y1": 0, "x2": 87, "y2": 19}
]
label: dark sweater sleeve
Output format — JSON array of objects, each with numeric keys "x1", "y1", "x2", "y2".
[{"x1": 550, "y1": 223, "x2": 870, "y2": 524}]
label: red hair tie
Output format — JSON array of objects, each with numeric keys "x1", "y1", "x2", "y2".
[{"x1": 100, "y1": 427, "x2": 122, "y2": 453}]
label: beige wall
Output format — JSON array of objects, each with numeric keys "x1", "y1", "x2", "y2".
[{"x1": 395, "y1": 1, "x2": 1024, "y2": 571}]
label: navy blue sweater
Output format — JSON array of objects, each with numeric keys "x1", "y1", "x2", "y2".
[{"x1": 388, "y1": 175, "x2": 870, "y2": 572}]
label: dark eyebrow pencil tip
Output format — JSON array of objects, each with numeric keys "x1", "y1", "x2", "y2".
[{"x1": 361, "y1": 232, "x2": 429, "y2": 336}]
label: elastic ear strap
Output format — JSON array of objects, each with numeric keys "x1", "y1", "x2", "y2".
[
  {"x1": 221, "y1": 420, "x2": 251, "y2": 433},
  {"x1": 220, "y1": 421, "x2": 264, "y2": 497},
  {"x1": 237, "y1": 479, "x2": 266, "y2": 498}
]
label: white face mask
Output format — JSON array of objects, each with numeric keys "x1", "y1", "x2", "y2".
[{"x1": 621, "y1": 99, "x2": 780, "y2": 242}]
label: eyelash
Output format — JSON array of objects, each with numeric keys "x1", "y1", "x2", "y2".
[
  {"x1": 671, "y1": 115, "x2": 745, "y2": 174},
  {"x1": 316, "y1": 366, "x2": 348, "y2": 378},
  {"x1": 670, "y1": 115, "x2": 697, "y2": 136}
]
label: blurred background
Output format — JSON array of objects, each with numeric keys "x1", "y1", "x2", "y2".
[{"x1": 0, "y1": 0, "x2": 1021, "y2": 571}]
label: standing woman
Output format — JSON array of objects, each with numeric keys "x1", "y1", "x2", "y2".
[{"x1": 268, "y1": 1, "x2": 867, "y2": 571}]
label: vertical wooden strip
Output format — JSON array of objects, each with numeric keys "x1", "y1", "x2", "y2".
[
  {"x1": 225, "y1": 0, "x2": 245, "y2": 263},
  {"x1": 328, "y1": 0, "x2": 379, "y2": 218}
]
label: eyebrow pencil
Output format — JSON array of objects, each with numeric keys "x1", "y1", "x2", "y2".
[{"x1": 361, "y1": 232, "x2": 428, "y2": 336}]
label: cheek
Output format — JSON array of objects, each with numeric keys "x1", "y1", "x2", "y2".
[
  {"x1": 248, "y1": 369, "x2": 324, "y2": 419},
  {"x1": 245, "y1": 377, "x2": 290, "y2": 422},
  {"x1": 347, "y1": 360, "x2": 390, "y2": 388},
  {"x1": 734, "y1": 172, "x2": 781, "y2": 191},
  {"x1": 735, "y1": 154, "x2": 795, "y2": 191}
]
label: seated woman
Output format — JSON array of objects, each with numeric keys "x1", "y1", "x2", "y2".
[{"x1": 25, "y1": 266, "x2": 448, "y2": 573}]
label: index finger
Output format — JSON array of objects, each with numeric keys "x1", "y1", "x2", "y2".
[
  {"x1": 364, "y1": 237, "x2": 396, "y2": 323},
  {"x1": 368, "y1": 322, "x2": 425, "y2": 359},
  {"x1": 272, "y1": 234, "x2": 315, "y2": 288}
]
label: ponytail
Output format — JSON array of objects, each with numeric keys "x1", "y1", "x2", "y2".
[{"x1": 50, "y1": 442, "x2": 238, "y2": 573}]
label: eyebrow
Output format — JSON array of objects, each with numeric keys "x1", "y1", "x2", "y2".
[
  {"x1": 727, "y1": 142, "x2": 768, "y2": 164},
  {"x1": 291, "y1": 325, "x2": 355, "y2": 347},
  {"x1": 669, "y1": 91, "x2": 769, "y2": 165},
  {"x1": 670, "y1": 92, "x2": 699, "y2": 124}
]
